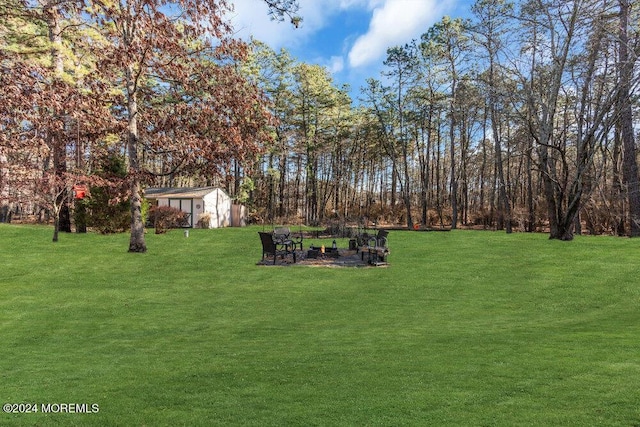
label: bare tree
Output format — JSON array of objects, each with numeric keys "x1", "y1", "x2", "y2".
[
  {"x1": 617, "y1": 0, "x2": 640, "y2": 236},
  {"x1": 421, "y1": 17, "x2": 470, "y2": 229},
  {"x1": 471, "y1": 0, "x2": 514, "y2": 232}
]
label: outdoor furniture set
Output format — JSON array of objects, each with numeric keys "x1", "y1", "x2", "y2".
[{"x1": 259, "y1": 227, "x2": 390, "y2": 266}]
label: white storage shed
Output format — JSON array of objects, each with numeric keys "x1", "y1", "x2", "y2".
[{"x1": 145, "y1": 186, "x2": 245, "y2": 228}]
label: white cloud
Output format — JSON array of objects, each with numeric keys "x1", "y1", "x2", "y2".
[
  {"x1": 328, "y1": 56, "x2": 345, "y2": 73},
  {"x1": 348, "y1": 0, "x2": 447, "y2": 68},
  {"x1": 227, "y1": 0, "x2": 452, "y2": 82},
  {"x1": 226, "y1": 1, "x2": 299, "y2": 48},
  {"x1": 227, "y1": 0, "x2": 351, "y2": 49}
]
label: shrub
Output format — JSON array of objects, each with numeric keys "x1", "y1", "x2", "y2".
[
  {"x1": 148, "y1": 206, "x2": 189, "y2": 234},
  {"x1": 85, "y1": 186, "x2": 130, "y2": 234},
  {"x1": 197, "y1": 212, "x2": 211, "y2": 229},
  {"x1": 80, "y1": 152, "x2": 130, "y2": 234}
]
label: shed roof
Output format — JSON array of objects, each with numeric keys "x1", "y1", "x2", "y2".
[{"x1": 144, "y1": 186, "x2": 225, "y2": 199}]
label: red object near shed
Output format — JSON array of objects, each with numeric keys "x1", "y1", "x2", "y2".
[{"x1": 73, "y1": 185, "x2": 87, "y2": 199}]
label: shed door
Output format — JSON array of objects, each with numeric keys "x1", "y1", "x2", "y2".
[{"x1": 168, "y1": 198, "x2": 193, "y2": 227}]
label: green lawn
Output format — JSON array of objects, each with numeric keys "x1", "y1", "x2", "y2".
[{"x1": 1, "y1": 224, "x2": 639, "y2": 426}]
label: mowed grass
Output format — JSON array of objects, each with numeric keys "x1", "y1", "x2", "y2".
[{"x1": 0, "y1": 224, "x2": 639, "y2": 426}]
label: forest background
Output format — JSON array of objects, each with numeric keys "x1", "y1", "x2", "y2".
[{"x1": 1, "y1": 0, "x2": 639, "y2": 250}]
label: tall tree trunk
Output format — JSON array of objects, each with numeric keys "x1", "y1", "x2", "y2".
[
  {"x1": 390, "y1": 159, "x2": 397, "y2": 208},
  {"x1": 526, "y1": 136, "x2": 535, "y2": 232},
  {"x1": 491, "y1": 97, "x2": 512, "y2": 233},
  {"x1": 401, "y1": 150, "x2": 413, "y2": 228},
  {"x1": 460, "y1": 116, "x2": 469, "y2": 226},
  {"x1": 46, "y1": 1, "x2": 71, "y2": 234},
  {"x1": 294, "y1": 156, "x2": 302, "y2": 221},
  {"x1": 618, "y1": 0, "x2": 640, "y2": 236},
  {"x1": 484, "y1": 17, "x2": 512, "y2": 233},
  {"x1": 267, "y1": 153, "x2": 275, "y2": 221},
  {"x1": 306, "y1": 151, "x2": 318, "y2": 226},
  {"x1": 436, "y1": 119, "x2": 444, "y2": 228},
  {"x1": 450, "y1": 113, "x2": 458, "y2": 229},
  {"x1": 278, "y1": 139, "x2": 287, "y2": 218},
  {"x1": 480, "y1": 109, "x2": 488, "y2": 228},
  {"x1": 126, "y1": 65, "x2": 146, "y2": 253},
  {"x1": 419, "y1": 110, "x2": 432, "y2": 227},
  {"x1": 53, "y1": 136, "x2": 71, "y2": 233},
  {"x1": 52, "y1": 213, "x2": 60, "y2": 242},
  {"x1": 612, "y1": 125, "x2": 625, "y2": 235}
]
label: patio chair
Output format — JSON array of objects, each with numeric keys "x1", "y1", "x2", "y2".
[
  {"x1": 360, "y1": 229, "x2": 390, "y2": 264},
  {"x1": 273, "y1": 227, "x2": 291, "y2": 244},
  {"x1": 355, "y1": 231, "x2": 370, "y2": 250},
  {"x1": 274, "y1": 226, "x2": 303, "y2": 251},
  {"x1": 259, "y1": 231, "x2": 296, "y2": 265}
]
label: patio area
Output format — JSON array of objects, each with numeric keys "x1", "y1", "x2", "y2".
[
  {"x1": 256, "y1": 247, "x2": 388, "y2": 267},
  {"x1": 257, "y1": 227, "x2": 390, "y2": 267}
]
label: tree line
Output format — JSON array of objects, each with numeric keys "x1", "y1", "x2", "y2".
[
  {"x1": 1, "y1": 0, "x2": 639, "y2": 251},
  {"x1": 248, "y1": 0, "x2": 640, "y2": 240}
]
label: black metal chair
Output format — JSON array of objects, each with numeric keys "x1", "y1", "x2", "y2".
[
  {"x1": 360, "y1": 229, "x2": 390, "y2": 264},
  {"x1": 259, "y1": 232, "x2": 296, "y2": 265},
  {"x1": 273, "y1": 227, "x2": 291, "y2": 246},
  {"x1": 274, "y1": 226, "x2": 303, "y2": 251},
  {"x1": 369, "y1": 229, "x2": 389, "y2": 248}
]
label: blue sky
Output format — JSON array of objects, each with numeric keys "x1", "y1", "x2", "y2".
[{"x1": 227, "y1": 0, "x2": 471, "y2": 101}]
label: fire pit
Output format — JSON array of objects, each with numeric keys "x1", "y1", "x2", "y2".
[{"x1": 307, "y1": 245, "x2": 340, "y2": 259}]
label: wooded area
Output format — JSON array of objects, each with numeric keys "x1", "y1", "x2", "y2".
[{"x1": 1, "y1": 0, "x2": 639, "y2": 248}]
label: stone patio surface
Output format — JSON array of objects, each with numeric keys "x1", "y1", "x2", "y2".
[{"x1": 257, "y1": 249, "x2": 388, "y2": 267}]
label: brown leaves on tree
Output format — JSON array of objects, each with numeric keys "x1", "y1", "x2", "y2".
[{"x1": 3, "y1": 0, "x2": 276, "y2": 248}]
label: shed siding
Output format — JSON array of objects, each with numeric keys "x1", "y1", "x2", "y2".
[{"x1": 203, "y1": 188, "x2": 231, "y2": 228}]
